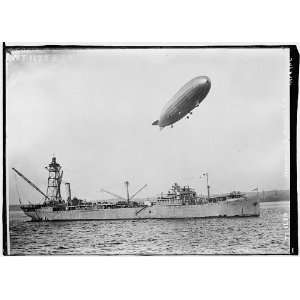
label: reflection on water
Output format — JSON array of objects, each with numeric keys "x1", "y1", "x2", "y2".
[{"x1": 9, "y1": 201, "x2": 290, "y2": 255}]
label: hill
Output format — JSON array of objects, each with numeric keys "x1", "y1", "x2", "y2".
[{"x1": 246, "y1": 190, "x2": 290, "y2": 202}]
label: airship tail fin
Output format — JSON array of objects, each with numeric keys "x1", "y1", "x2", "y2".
[{"x1": 152, "y1": 120, "x2": 159, "y2": 126}]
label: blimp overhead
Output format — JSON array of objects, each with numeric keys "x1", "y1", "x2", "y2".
[{"x1": 152, "y1": 76, "x2": 211, "y2": 129}]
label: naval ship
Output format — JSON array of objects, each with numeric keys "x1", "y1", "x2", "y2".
[{"x1": 12, "y1": 157, "x2": 260, "y2": 221}]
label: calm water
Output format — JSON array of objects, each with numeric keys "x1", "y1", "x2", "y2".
[{"x1": 8, "y1": 201, "x2": 290, "y2": 255}]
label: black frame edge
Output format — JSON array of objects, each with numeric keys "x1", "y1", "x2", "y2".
[
  {"x1": 2, "y1": 42, "x2": 8, "y2": 255},
  {"x1": 3, "y1": 44, "x2": 294, "y2": 52},
  {"x1": 290, "y1": 45, "x2": 298, "y2": 255}
]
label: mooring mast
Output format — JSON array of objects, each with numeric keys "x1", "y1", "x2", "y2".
[{"x1": 45, "y1": 157, "x2": 63, "y2": 203}]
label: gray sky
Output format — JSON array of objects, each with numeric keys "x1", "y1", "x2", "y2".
[{"x1": 7, "y1": 48, "x2": 290, "y2": 204}]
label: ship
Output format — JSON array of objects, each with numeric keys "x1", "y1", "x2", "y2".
[{"x1": 12, "y1": 157, "x2": 260, "y2": 221}]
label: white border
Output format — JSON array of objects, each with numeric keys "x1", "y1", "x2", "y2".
[{"x1": 1, "y1": 1, "x2": 299, "y2": 300}]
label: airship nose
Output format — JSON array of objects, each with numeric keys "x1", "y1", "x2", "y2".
[
  {"x1": 194, "y1": 76, "x2": 211, "y2": 86},
  {"x1": 202, "y1": 76, "x2": 211, "y2": 85},
  {"x1": 196, "y1": 76, "x2": 211, "y2": 94},
  {"x1": 205, "y1": 77, "x2": 211, "y2": 87}
]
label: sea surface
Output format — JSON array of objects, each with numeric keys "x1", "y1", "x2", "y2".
[{"x1": 8, "y1": 201, "x2": 290, "y2": 255}]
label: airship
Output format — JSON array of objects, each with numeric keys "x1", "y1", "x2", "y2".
[{"x1": 152, "y1": 76, "x2": 211, "y2": 129}]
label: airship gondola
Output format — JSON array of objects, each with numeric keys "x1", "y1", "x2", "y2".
[{"x1": 152, "y1": 76, "x2": 211, "y2": 129}]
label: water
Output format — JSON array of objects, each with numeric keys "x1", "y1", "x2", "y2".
[{"x1": 8, "y1": 201, "x2": 290, "y2": 255}]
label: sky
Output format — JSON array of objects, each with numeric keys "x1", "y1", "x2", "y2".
[{"x1": 6, "y1": 48, "x2": 290, "y2": 204}]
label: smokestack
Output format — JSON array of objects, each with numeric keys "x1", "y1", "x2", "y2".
[
  {"x1": 65, "y1": 182, "x2": 72, "y2": 202},
  {"x1": 125, "y1": 181, "x2": 130, "y2": 203}
]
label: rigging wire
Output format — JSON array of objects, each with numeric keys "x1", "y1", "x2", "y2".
[
  {"x1": 14, "y1": 172, "x2": 22, "y2": 205},
  {"x1": 14, "y1": 172, "x2": 33, "y2": 205}
]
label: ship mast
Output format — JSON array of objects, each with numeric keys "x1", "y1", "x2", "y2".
[{"x1": 45, "y1": 157, "x2": 63, "y2": 204}]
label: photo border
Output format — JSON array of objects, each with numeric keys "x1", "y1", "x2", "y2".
[{"x1": 2, "y1": 43, "x2": 298, "y2": 256}]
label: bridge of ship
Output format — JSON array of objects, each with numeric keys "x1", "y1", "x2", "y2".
[{"x1": 156, "y1": 183, "x2": 246, "y2": 206}]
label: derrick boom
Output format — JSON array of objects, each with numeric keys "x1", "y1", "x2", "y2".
[
  {"x1": 129, "y1": 184, "x2": 148, "y2": 201},
  {"x1": 12, "y1": 167, "x2": 49, "y2": 200},
  {"x1": 101, "y1": 182, "x2": 148, "y2": 203},
  {"x1": 100, "y1": 189, "x2": 127, "y2": 201}
]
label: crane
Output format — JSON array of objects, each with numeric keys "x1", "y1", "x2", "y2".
[{"x1": 12, "y1": 168, "x2": 49, "y2": 201}]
